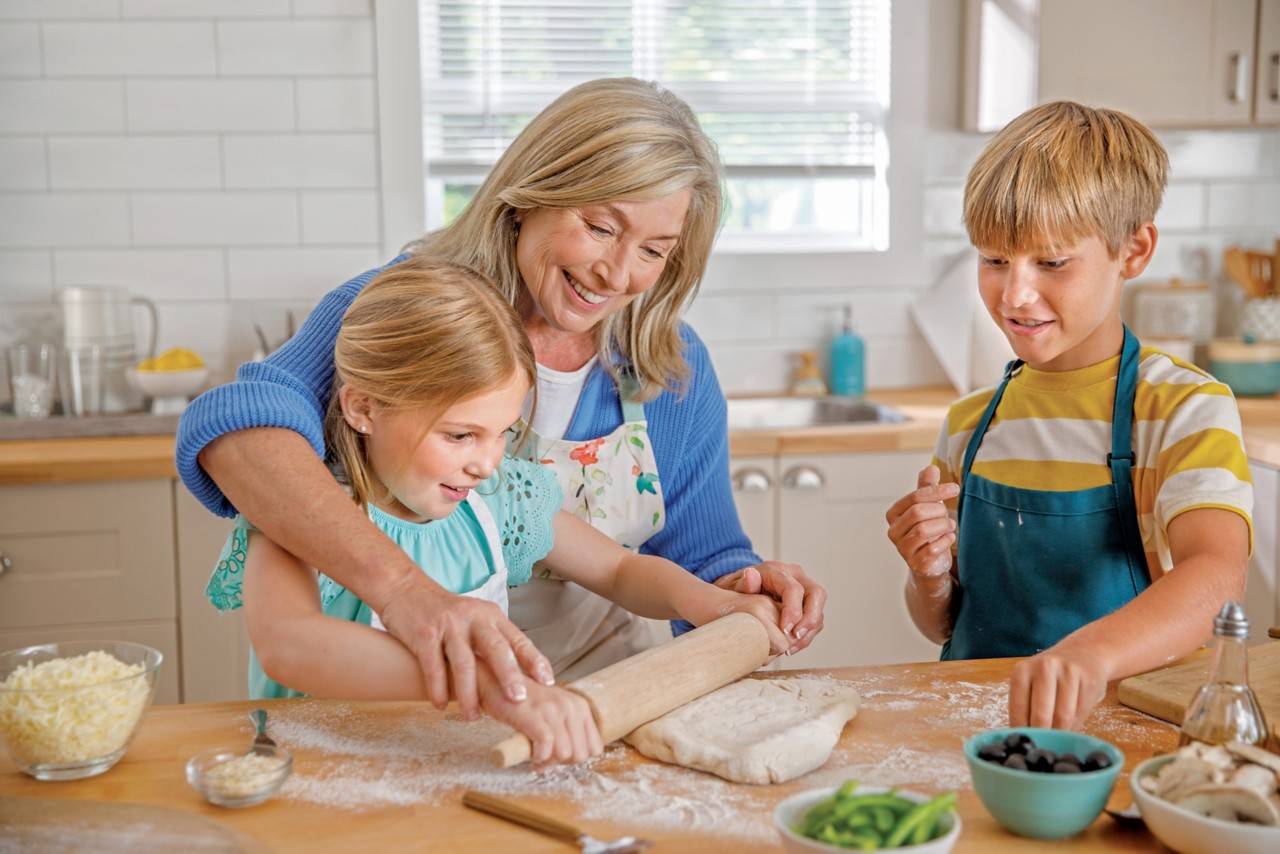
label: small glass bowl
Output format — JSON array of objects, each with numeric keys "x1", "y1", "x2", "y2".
[{"x1": 186, "y1": 744, "x2": 292, "y2": 808}]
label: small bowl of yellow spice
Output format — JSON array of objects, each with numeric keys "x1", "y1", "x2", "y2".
[{"x1": 128, "y1": 347, "x2": 207, "y2": 414}]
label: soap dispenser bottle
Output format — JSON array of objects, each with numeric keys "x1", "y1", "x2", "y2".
[{"x1": 829, "y1": 304, "x2": 865, "y2": 397}]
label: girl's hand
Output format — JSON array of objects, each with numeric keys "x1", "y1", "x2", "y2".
[{"x1": 480, "y1": 675, "x2": 603, "y2": 768}]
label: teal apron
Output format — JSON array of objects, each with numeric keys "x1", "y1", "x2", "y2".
[{"x1": 941, "y1": 326, "x2": 1151, "y2": 660}]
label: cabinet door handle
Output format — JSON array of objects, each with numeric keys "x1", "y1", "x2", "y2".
[
  {"x1": 0, "y1": 550, "x2": 9, "y2": 578},
  {"x1": 1229, "y1": 51, "x2": 1250, "y2": 103},
  {"x1": 782, "y1": 465, "x2": 825, "y2": 491},
  {"x1": 732, "y1": 467, "x2": 772, "y2": 493},
  {"x1": 1270, "y1": 52, "x2": 1280, "y2": 103}
]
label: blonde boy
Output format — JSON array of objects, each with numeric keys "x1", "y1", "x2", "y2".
[{"x1": 885, "y1": 101, "x2": 1252, "y2": 730}]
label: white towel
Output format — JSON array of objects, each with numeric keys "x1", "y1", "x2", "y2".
[{"x1": 910, "y1": 249, "x2": 1015, "y2": 394}]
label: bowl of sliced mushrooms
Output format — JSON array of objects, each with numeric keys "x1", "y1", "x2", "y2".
[{"x1": 1131, "y1": 741, "x2": 1280, "y2": 854}]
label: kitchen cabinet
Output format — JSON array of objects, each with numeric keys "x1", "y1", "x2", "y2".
[
  {"x1": 964, "y1": 0, "x2": 1280, "y2": 130},
  {"x1": 0, "y1": 480, "x2": 181, "y2": 704},
  {"x1": 731, "y1": 450, "x2": 943, "y2": 669},
  {"x1": 0, "y1": 478, "x2": 248, "y2": 704}
]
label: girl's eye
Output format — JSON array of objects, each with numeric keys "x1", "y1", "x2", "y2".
[{"x1": 446, "y1": 432, "x2": 472, "y2": 442}]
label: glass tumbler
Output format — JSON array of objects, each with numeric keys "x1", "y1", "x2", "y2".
[
  {"x1": 59, "y1": 345, "x2": 105, "y2": 417},
  {"x1": 6, "y1": 343, "x2": 56, "y2": 419}
]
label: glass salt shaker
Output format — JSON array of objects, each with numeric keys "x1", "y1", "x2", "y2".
[{"x1": 1178, "y1": 600, "x2": 1269, "y2": 747}]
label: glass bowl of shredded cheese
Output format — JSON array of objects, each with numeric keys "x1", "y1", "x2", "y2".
[
  {"x1": 186, "y1": 744, "x2": 292, "y2": 807},
  {"x1": 0, "y1": 641, "x2": 162, "y2": 780}
]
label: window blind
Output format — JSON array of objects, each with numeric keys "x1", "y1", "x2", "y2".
[{"x1": 419, "y1": 0, "x2": 890, "y2": 179}]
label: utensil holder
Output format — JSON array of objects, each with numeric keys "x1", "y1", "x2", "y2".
[{"x1": 1240, "y1": 298, "x2": 1280, "y2": 341}]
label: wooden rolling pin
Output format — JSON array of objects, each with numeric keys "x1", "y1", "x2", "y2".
[{"x1": 490, "y1": 612, "x2": 770, "y2": 767}]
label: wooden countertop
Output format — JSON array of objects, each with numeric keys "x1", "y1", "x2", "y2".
[
  {"x1": 0, "y1": 657, "x2": 1177, "y2": 852},
  {"x1": 6, "y1": 386, "x2": 1280, "y2": 484}
]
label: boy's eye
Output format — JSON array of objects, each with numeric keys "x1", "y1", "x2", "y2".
[
  {"x1": 980, "y1": 256, "x2": 1007, "y2": 267},
  {"x1": 1040, "y1": 258, "x2": 1068, "y2": 269}
]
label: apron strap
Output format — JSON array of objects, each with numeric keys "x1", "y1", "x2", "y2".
[
  {"x1": 957, "y1": 358, "x2": 1022, "y2": 518},
  {"x1": 618, "y1": 368, "x2": 645, "y2": 423},
  {"x1": 1109, "y1": 325, "x2": 1148, "y2": 594}
]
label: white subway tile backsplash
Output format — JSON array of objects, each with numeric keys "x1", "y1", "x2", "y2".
[
  {"x1": 0, "y1": 1, "x2": 119, "y2": 20},
  {"x1": 0, "y1": 80, "x2": 124, "y2": 133},
  {"x1": 923, "y1": 183, "x2": 963, "y2": 235},
  {"x1": 300, "y1": 191, "x2": 379, "y2": 244},
  {"x1": 50, "y1": 136, "x2": 222, "y2": 190},
  {"x1": 127, "y1": 79, "x2": 295, "y2": 133},
  {"x1": 0, "y1": 24, "x2": 41, "y2": 75},
  {"x1": 297, "y1": 78, "x2": 376, "y2": 130},
  {"x1": 0, "y1": 249, "x2": 53, "y2": 291},
  {"x1": 0, "y1": 138, "x2": 48, "y2": 190},
  {"x1": 43, "y1": 22, "x2": 216, "y2": 76},
  {"x1": 1207, "y1": 182, "x2": 1280, "y2": 229},
  {"x1": 226, "y1": 247, "x2": 381, "y2": 300},
  {"x1": 151, "y1": 299, "x2": 235, "y2": 377},
  {"x1": 683, "y1": 293, "x2": 775, "y2": 342},
  {"x1": 1156, "y1": 183, "x2": 1206, "y2": 230},
  {"x1": 292, "y1": 0, "x2": 373, "y2": 17},
  {"x1": 217, "y1": 20, "x2": 374, "y2": 76},
  {"x1": 223, "y1": 134, "x2": 377, "y2": 189},
  {"x1": 777, "y1": 291, "x2": 919, "y2": 341},
  {"x1": 1165, "y1": 129, "x2": 1280, "y2": 179},
  {"x1": 0, "y1": 193, "x2": 129, "y2": 247},
  {"x1": 131, "y1": 192, "x2": 298, "y2": 246},
  {"x1": 122, "y1": 0, "x2": 289, "y2": 16},
  {"x1": 55, "y1": 249, "x2": 226, "y2": 300}
]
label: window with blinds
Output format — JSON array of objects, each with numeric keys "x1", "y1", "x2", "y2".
[{"x1": 419, "y1": 0, "x2": 891, "y2": 249}]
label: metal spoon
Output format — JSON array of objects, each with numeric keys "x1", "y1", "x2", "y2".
[
  {"x1": 463, "y1": 790, "x2": 652, "y2": 853},
  {"x1": 248, "y1": 708, "x2": 276, "y2": 756}
]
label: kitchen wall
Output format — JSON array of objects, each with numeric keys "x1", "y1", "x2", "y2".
[{"x1": 2, "y1": 0, "x2": 1279, "y2": 407}]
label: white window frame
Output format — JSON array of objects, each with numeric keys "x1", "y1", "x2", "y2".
[{"x1": 374, "y1": 0, "x2": 925, "y2": 284}]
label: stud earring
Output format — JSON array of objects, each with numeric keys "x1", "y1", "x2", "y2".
[{"x1": 358, "y1": 424, "x2": 367, "y2": 434}]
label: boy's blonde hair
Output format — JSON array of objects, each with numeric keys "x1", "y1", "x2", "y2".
[
  {"x1": 325, "y1": 256, "x2": 537, "y2": 511},
  {"x1": 964, "y1": 100, "x2": 1169, "y2": 258},
  {"x1": 409, "y1": 77, "x2": 724, "y2": 401}
]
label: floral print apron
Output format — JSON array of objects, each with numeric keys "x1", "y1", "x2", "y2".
[{"x1": 506, "y1": 371, "x2": 669, "y2": 680}]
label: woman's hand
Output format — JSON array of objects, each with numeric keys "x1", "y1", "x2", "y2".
[
  {"x1": 377, "y1": 573, "x2": 555, "y2": 720},
  {"x1": 713, "y1": 561, "x2": 826, "y2": 655},
  {"x1": 479, "y1": 672, "x2": 603, "y2": 768}
]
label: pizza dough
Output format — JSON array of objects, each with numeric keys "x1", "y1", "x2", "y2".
[{"x1": 623, "y1": 677, "x2": 860, "y2": 785}]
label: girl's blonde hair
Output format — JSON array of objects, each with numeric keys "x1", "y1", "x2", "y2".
[
  {"x1": 408, "y1": 77, "x2": 724, "y2": 400},
  {"x1": 325, "y1": 256, "x2": 537, "y2": 511},
  {"x1": 964, "y1": 100, "x2": 1169, "y2": 258}
]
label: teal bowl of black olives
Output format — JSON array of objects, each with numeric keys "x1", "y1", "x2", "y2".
[{"x1": 963, "y1": 727, "x2": 1124, "y2": 839}]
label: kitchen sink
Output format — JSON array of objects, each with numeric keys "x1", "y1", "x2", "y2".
[{"x1": 726, "y1": 396, "x2": 910, "y2": 431}]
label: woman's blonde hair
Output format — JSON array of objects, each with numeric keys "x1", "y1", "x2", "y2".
[
  {"x1": 964, "y1": 100, "x2": 1169, "y2": 258},
  {"x1": 408, "y1": 77, "x2": 724, "y2": 400},
  {"x1": 325, "y1": 256, "x2": 537, "y2": 511}
]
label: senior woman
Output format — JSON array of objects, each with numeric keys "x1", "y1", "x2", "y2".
[{"x1": 177, "y1": 77, "x2": 826, "y2": 719}]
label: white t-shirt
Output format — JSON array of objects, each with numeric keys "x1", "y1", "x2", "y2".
[{"x1": 524, "y1": 357, "x2": 597, "y2": 441}]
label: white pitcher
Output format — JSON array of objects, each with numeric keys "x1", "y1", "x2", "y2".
[{"x1": 54, "y1": 287, "x2": 158, "y2": 413}]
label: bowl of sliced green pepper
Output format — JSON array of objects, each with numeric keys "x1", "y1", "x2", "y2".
[{"x1": 774, "y1": 780, "x2": 960, "y2": 852}]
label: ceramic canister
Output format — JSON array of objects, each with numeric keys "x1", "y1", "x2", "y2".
[{"x1": 1208, "y1": 338, "x2": 1280, "y2": 397}]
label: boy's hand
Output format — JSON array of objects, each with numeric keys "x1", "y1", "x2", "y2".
[
  {"x1": 480, "y1": 676, "x2": 604, "y2": 768},
  {"x1": 885, "y1": 466, "x2": 959, "y2": 580},
  {"x1": 1008, "y1": 647, "x2": 1109, "y2": 731}
]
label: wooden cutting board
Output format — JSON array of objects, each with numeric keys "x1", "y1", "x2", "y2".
[
  {"x1": 0, "y1": 796, "x2": 268, "y2": 853},
  {"x1": 1117, "y1": 641, "x2": 1280, "y2": 727}
]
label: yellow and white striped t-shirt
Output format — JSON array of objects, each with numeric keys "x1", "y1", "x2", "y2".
[{"x1": 933, "y1": 347, "x2": 1254, "y2": 577}]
